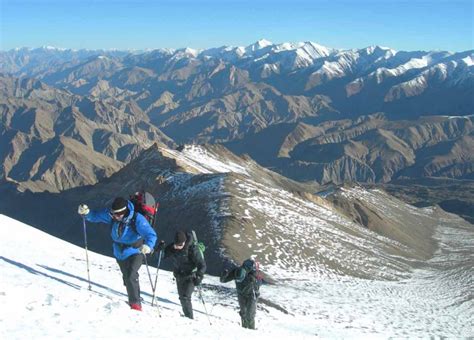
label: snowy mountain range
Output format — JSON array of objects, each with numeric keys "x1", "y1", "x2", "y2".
[
  {"x1": 2, "y1": 41, "x2": 472, "y2": 121},
  {"x1": 1, "y1": 40, "x2": 473, "y2": 192}
]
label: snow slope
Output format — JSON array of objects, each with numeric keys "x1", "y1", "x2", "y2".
[
  {"x1": 2, "y1": 197, "x2": 473, "y2": 338},
  {"x1": 0, "y1": 214, "x2": 303, "y2": 339}
]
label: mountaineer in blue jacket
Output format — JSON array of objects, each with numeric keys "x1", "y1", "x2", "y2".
[{"x1": 78, "y1": 197, "x2": 157, "y2": 311}]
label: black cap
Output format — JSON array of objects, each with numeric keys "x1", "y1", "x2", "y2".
[
  {"x1": 174, "y1": 231, "x2": 187, "y2": 245},
  {"x1": 242, "y1": 259, "x2": 256, "y2": 272},
  {"x1": 111, "y1": 197, "x2": 128, "y2": 214}
]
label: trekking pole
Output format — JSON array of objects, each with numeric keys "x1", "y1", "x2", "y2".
[
  {"x1": 151, "y1": 249, "x2": 163, "y2": 307},
  {"x1": 197, "y1": 285, "x2": 212, "y2": 325},
  {"x1": 150, "y1": 201, "x2": 162, "y2": 309},
  {"x1": 144, "y1": 251, "x2": 162, "y2": 316},
  {"x1": 143, "y1": 254, "x2": 154, "y2": 292},
  {"x1": 82, "y1": 217, "x2": 92, "y2": 291}
]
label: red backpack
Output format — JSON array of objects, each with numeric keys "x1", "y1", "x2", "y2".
[{"x1": 130, "y1": 191, "x2": 159, "y2": 227}]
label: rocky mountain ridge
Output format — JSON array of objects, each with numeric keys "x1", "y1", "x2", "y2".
[
  {"x1": 227, "y1": 113, "x2": 474, "y2": 184},
  {"x1": 0, "y1": 74, "x2": 174, "y2": 192},
  {"x1": 2, "y1": 143, "x2": 467, "y2": 281}
]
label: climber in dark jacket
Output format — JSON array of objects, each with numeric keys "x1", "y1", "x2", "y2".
[
  {"x1": 78, "y1": 197, "x2": 157, "y2": 311},
  {"x1": 163, "y1": 230, "x2": 206, "y2": 319},
  {"x1": 220, "y1": 258, "x2": 261, "y2": 329}
]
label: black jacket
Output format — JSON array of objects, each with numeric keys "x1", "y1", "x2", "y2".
[
  {"x1": 221, "y1": 266, "x2": 261, "y2": 298},
  {"x1": 164, "y1": 237, "x2": 206, "y2": 279}
]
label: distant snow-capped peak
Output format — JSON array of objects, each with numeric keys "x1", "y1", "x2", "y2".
[
  {"x1": 245, "y1": 39, "x2": 273, "y2": 53},
  {"x1": 40, "y1": 45, "x2": 68, "y2": 51},
  {"x1": 173, "y1": 47, "x2": 201, "y2": 59},
  {"x1": 363, "y1": 45, "x2": 397, "y2": 56}
]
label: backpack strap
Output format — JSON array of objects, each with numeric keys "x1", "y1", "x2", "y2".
[
  {"x1": 110, "y1": 212, "x2": 138, "y2": 232},
  {"x1": 186, "y1": 231, "x2": 195, "y2": 261},
  {"x1": 190, "y1": 230, "x2": 197, "y2": 244},
  {"x1": 188, "y1": 230, "x2": 205, "y2": 259},
  {"x1": 111, "y1": 212, "x2": 143, "y2": 251},
  {"x1": 130, "y1": 212, "x2": 138, "y2": 233}
]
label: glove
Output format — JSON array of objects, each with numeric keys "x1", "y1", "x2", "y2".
[
  {"x1": 78, "y1": 204, "x2": 89, "y2": 216},
  {"x1": 193, "y1": 273, "x2": 203, "y2": 286},
  {"x1": 219, "y1": 269, "x2": 229, "y2": 283},
  {"x1": 139, "y1": 244, "x2": 152, "y2": 255},
  {"x1": 156, "y1": 240, "x2": 166, "y2": 251}
]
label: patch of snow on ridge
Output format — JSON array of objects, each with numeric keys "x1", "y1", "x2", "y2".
[
  {"x1": 321, "y1": 60, "x2": 345, "y2": 75},
  {"x1": 442, "y1": 114, "x2": 474, "y2": 119},
  {"x1": 162, "y1": 145, "x2": 249, "y2": 175},
  {"x1": 462, "y1": 55, "x2": 474, "y2": 66}
]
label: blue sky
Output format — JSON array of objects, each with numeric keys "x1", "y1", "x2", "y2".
[{"x1": 1, "y1": 0, "x2": 473, "y2": 51}]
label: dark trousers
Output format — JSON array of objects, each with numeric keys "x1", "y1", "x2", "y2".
[
  {"x1": 238, "y1": 294, "x2": 257, "y2": 329},
  {"x1": 117, "y1": 254, "x2": 143, "y2": 305},
  {"x1": 176, "y1": 276, "x2": 195, "y2": 319}
]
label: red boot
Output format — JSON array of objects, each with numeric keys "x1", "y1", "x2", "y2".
[{"x1": 130, "y1": 303, "x2": 142, "y2": 311}]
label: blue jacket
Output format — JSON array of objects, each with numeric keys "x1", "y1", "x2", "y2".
[{"x1": 85, "y1": 200, "x2": 157, "y2": 261}]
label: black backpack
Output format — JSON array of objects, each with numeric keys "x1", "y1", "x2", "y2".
[{"x1": 187, "y1": 230, "x2": 206, "y2": 259}]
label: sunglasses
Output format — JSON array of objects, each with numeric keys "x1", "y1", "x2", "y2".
[{"x1": 110, "y1": 210, "x2": 126, "y2": 220}]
